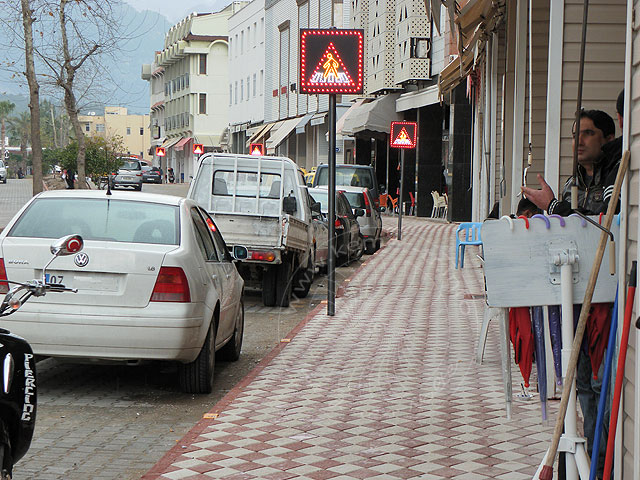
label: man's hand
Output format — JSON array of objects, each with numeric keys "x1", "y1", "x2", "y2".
[{"x1": 521, "y1": 174, "x2": 555, "y2": 211}]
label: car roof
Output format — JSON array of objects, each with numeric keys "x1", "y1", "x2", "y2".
[
  {"x1": 337, "y1": 185, "x2": 368, "y2": 194},
  {"x1": 33, "y1": 189, "x2": 186, "y2": 207}
]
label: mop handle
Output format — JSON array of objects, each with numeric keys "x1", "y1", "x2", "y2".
[
  {"x1": 588, "y1": 287, "x2": 619, "y2": 480},
  {"x1": 539, "y1": 151, "x2": 629, "y2": 480},
  {"x1": 602, "y1": 261, "x2": 637, "y2": 480}
]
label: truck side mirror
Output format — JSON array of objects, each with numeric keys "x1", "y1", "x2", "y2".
[
  {"x1": 283, "y1": 194, "x2": 297, "y2": 215},
  {"x1": 311, "y1": 201, "x2": 321, "y2": 214},
  {"x1": 354, "y1": 208, "x2": 365, "y2": 217}
]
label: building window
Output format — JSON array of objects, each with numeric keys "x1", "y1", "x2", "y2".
[
  {"x1": 240, "y1": 79, "x2": 244, "y2": 102},
  {"x1": 199, "y1": 54, "x2": 207, "y2": 74},
  {"x1": 127, "y1": 127, "x2": 131, "y2": 135},
  {"x1": 96, "y1": 124, "x2": 105, "y2": 132},
  {"x1": 185, "y1": 72, "x2": 189, "y2": 87},
  {"x1": 260, "y1": 70, "x2": 264, "y2": 96},
  {"x1": 229, "y1": 84, "x2": 233, "y2": 105},
  {"x1": 199, "y1": 93, "x2": 207, "y2": 114},
  {"x1": 260, "y1": 18, "x2": 264, "y2": 44},
  {"x1": 85, "y1": 124, "x2": 90, "y2": 132},
  {"x1": 235, "y1": 82, "x2": 238, "y2": 104},
  {"x1": 241, "y1": 30, "x2": 244, "y2": 54},
  {"x1": 253, "y1": 73, "x2": 257, "y2": 97},
  {"x1": 247, "y1": 76, "x2": 250, "y2": 101},
  {"x1": 253, "y1": 22, "x2": 257, "y2": 46}
]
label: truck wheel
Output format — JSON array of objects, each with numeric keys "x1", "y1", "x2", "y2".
[
  {"x1": 365, "y1": 239, "x2": 376, "y2": 255},
  {"x1": 218, "y1": 300, "x2": 244, "y2": 361},
  {"x1": 276, "y1": 258, "x2": 292, "y2": 307},
  {"x1": 179, "y1": 321, "x2": 216, "y2": 394},
  {"x1": 292, "y1": 258, "x2": 313, "y2": 298},
  {"x1": 262, "y1": 266, "x2": 277, "y2": 306}
]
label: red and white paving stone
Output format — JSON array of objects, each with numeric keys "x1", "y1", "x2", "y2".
[{"x1": 143, "y1": 218, "x2": 559, "y2": 480}]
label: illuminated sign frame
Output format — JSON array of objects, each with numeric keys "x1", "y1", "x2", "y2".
[
  {"x1": 390, "y1": 121, "x2": 418, "y2": 149},
  {"x1": 299, "y1": 29, "x2": 364, "y2": 95},
  {"x1": 193, "y1": 143, "x2": 204, "y2": 155},
  {"x1": 250, "y1": 143, "x2": 265, "y2": 156},
  {"x1": 155, "y1": 147, "x2": 166, "y2": 157}
]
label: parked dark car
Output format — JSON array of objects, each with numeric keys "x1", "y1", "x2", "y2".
[
  {"x1": 312, "y1": 164, "x2": 380, "y2": 208},
  {"x1": 308, "y1": 187, "x2": 364, "y2": 266},
  {"x1": 142, "y1": 166, "x2": 163, "y2": 184}
]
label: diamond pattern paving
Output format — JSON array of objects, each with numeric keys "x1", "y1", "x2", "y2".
[{"x1": 143, "y1": 219, "x2": 561, "y2": 479}]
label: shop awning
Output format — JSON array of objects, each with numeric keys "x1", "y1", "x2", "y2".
[
  {"x1": 396, "y1": 85, "x2": 440, "y2": 112},
  {"x1": 173, "y1": 137, "x2": 192, "y2": 151},
  {"x1": 295, "y1": 113, "x2": 314, "y2": 134},
  {"x1": 336, "y1": 98, "x2": 368, "y2": 136},
  {"x1": 220, "y1": 127, "x2": 230, "y2": 146},
  {"x1": 161, "y1": 137, "x2": 181, "y2": 149},
  {"x1": 246, "y1": 121, "x2": 277, "y2": 147},
  {"x1": 194, "y1": 134, "x2": 220, "y2": 147},
  {"x1": 310, "y1": 113, "x2": 326, "y2": 126},
  {"x1": 341, "y1": 94, "x2": 402, "y2": 135},
  {"x1": 266, "y1": 117, "x2": 301, "y2": 153}
]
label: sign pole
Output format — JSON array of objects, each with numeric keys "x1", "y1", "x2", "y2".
[
  {"x1": 328, "y1": 94, "x2": 336, "y2": 316},
  {"x1": 398, "y1": 149, "x2": 405, "y2": 241}
]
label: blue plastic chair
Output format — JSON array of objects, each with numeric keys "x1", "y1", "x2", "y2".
[{"x1": 455, "y1": 222, "x2": 483, "y2": 269}]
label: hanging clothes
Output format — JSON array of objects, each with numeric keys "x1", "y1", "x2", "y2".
[{"x1": 509, "y1": 307, "x2": 535, "y2": 388}]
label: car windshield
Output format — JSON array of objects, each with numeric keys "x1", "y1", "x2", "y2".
[
  {"x1": 120, "y1": 160, "x2": 141, "y2": 171},
  {"x1": 316, "y1": 167, "x2": 374, "y2": 189},
  {"x1": 343, "y1": 192, "x2": 366, "y2": 209},
  {"x1": 309, "y1": 190, "x2": 328, "y2": 213},
  {"x1": 9, "y1": 198, "x2": 180, "y2": 245}
]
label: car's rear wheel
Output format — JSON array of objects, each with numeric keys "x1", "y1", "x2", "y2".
[
  {"x1": 218, "y1": 300, "x2": 244, "y2": 361},
  {"x1": 365, "y1": 239, "x2": 376, "y2": 255},
  {"x1": 375, "y1": 238, "x2": 381, "y2": 251},
  {"x1": 135, "y1": 184, "x2": 142, "y2": 191},
  {"x1": 292, "y1": 255, "x2": 313, "y2": 298},
  {"x1": 262, "y1": 265, "x2": 277, "y2": 306},
  {"x1": 336, "y1": 233, "x2": 349, "y2": 266},
  {"x1": 179, "y1": 320, "x2": 216, "y2": 394}
]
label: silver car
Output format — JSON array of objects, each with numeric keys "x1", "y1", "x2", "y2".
[
  {"x1": 111, "y1": 158, "x2": 143, "y2": 190},
  {"x1": 341, "y1": 186, "x2": 382, "y2": 254},
  {"x1": 0, "y1": 160, "x2": 6, "y2": 184}
]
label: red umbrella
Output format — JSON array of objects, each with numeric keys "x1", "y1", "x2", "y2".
[
  {"x1": 587, "y1": 303, "x2": 613, "y2": 379},
  {"x1": 509, "y1": 307, "x2": 535, "y2": 388}
]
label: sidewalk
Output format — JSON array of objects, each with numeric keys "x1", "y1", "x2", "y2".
[{"x1": 143, "y1": 217, "x2": 557, "y2": 480}]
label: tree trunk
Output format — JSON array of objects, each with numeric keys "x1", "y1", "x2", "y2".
[
  {"x1": 21, "y1": 0, "x2": 43, "y2": 195},
  {"x1": 20, "y1": 136, "x2": 28, "y2": 173},
  {"x1": 50, "y1": 103, "x2": 58, "y2": 149},
  {"x1": 64, "y1": 89, "x2": 87, "y2": 188},
  {"x1": 1, "y1": 119, "x2": 5, "y2": 167}
]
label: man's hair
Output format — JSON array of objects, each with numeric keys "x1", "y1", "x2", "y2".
[
  {"x1": 516, "y1": 197, "x2": 541, "y2": 216},
  {"x1": 616, "y1": 89, "x2": 624, "y2": 117},
  {"x1": 579, "y1": 109, "x2": 615, "y2": 138}
]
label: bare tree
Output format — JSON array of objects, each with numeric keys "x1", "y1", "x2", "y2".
[{"x1": 19, "y1": 0, "x2": 43, "y2": 194}]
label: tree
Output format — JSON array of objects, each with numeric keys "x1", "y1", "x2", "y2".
[
  {"x1": 0, "y1": 101, "x2": 15, "y2": 167},
  {"x1": 55, "y1": 134, "x2": 124, "y2": 181},
  {"x1": 20, "y1": 0, "x2": 44, "y2": 194}
]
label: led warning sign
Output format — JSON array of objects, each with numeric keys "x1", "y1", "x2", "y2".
[
  {"x1": 193, "y1": 143, "x2": 204, "y2": 155},
  {"x1": 155, "y1": 147, "x2": 166, "y2": 157},
  {"x1": 390, "y1": 122, "x2": 417, "y2": 149},
  {"x1": 300, "y1": 29, "x2": 364, "y2": 95},
  {"x1": 250, "y1": 143, "x2": 265, "y2": 156}
]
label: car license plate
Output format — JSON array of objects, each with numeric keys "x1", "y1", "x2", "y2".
[
  {"x1": 45, "y1": 272, "x2": 68, "y2": 285},
  {"x1": 122, "y1": 176, "x2": 133, "y2": 181}
]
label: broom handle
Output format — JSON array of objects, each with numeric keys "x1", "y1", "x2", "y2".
[{"x1": 541, "y1": 151, "x2": 629, "y2": 477}]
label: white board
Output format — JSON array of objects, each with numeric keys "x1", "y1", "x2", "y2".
[{"x1": 482, "y1": 215, "x2": 619, "y2": 308}]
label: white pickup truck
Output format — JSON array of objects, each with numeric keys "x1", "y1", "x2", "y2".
[{"x1": 188, "y1": 153, "x2": 316, "y2": 307}]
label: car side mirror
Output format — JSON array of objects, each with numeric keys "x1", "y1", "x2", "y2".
[
  {"x1": 354, "y1": 208, "x2": 365, "y2": 217},
  {"x1": 380, "y1": 206, "x2": 386, "y2": 213},
  {"x1": 51, "y1": 234, "x2": 84, "y2": 256},
  {"x1": 232, "y1": 245, "x2": 248, "y2": 261},
  {"x1": 283, "y1": 194, "x2": 297, "y2": 215},
  {"x1": 311, "y1": 201, "x2": 321, "y2": 214}
]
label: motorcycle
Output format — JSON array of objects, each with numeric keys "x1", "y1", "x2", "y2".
[
  {"x1": 168, "y1": 169, "x2": 175, "y2": 184},
  {"x1": 0, "y1": 234, "x2": 83, "y2": 480}
]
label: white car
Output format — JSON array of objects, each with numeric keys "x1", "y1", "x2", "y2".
[
  {"x1": 0, "y1": 190, "x2": 246, "y2": 393},
  {"x1": 0, "y1": 160, "x2": 6, "y2": 183}
]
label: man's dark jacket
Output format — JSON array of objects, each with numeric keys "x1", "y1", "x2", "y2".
[{"x1": 547, "y1": 136, "x2": 622, "y2": 216}]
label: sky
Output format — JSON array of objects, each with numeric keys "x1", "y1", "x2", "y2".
[{"x1": 124, "y1": 0, "x2": 227, "y2": 22}]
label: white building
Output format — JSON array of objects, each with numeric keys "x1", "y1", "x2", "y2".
[
  {"x1": 235, "y1": 0, "x2": 353, "y2": 170},
  {"x1": 141, "y1": 56, "x2": 166, "y2": 170},
  {"x1": 228, "y1": 0, "x2": 266, "y2": 153},
  {"x1": 142, "y1": 2, "x2": 247, "y2": 183}
]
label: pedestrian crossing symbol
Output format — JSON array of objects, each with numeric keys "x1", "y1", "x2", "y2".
[
  {"x1": 250, "y1": 143, "x2": 265, "y2": 156},
  {"x1": 308, "y1": 43, "x2": 355, "y2": 89},
  {"x1": 390, "y1": 121, "x2": 417, "y2": 149}
]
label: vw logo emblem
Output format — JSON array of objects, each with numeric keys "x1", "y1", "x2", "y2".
[{"x1": 74, "y1": 252, "x2": 89, "y2": 267}]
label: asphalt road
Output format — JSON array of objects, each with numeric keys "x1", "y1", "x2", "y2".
[{"x1": 2, "y1": 179, "x2": 375, "y2": 480}]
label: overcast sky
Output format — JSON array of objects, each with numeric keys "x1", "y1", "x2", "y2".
[{"x1": 125, "y1": 0, "x2": 227, "y2": 22}]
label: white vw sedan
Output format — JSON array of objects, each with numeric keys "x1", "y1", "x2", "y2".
[{"x1": 0, "y1": 190, "x2": 246, "y2": 393}]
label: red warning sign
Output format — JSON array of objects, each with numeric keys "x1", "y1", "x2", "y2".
[
  {"x1": 155, "y1": 147, "x2": 166, "y2": 157},
  {"x1": 390, "y1": 121, "x2": 417, "y2": 149},
  {"x1": 193, "y1": 143, "x2": 204, "y2": 155},
  {"x1": 250, "y1": 143, "x2": 265, "y2": 156},
  {"x1": 300, "y1": 29, "x2": 364, "y2": 95}
]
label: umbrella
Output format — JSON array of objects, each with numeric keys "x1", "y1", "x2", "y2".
[
  {"x1": 532, "y1": 306, "x2": 548, "y2": 421},
  {"x1": 587, "y1": 303, "x2": 613, "y2": 379},
  {"x1": 509, "y1": 307, "x2": 534, "y2": 388},
  {"x1": 547, "y1": 305, "x2": 563, "y2": 385}
]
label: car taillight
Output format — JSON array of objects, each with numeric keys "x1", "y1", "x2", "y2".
[
  {"x1": 363, "y1": 192, "x2": 372, "y2": 217},
  {"x1": 249, "y1": 250, "x2": 276, "y2": 262},
  {"x1": 335, "y1": 218, "x2": 344, "y2": 229},
  {"x1": 150, "y1": 267, "x2": 190, "y2": 302},
  {"x1": 0, "y1": 259, "x2": 8, "y2": 294}
]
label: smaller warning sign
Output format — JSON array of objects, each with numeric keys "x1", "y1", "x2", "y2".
[
  {"x1": 390, "y1": 121, "x2": 417, "y2": 149},
  {"x1": 193, "y1": 143, "x2": 204, "y2": 155},
  {"x1": 155, "y1": 147, "x2": 166, "y2": 157},
  {"x1": 250, "y1": 143, "x2": 265, "y2": 156}
]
